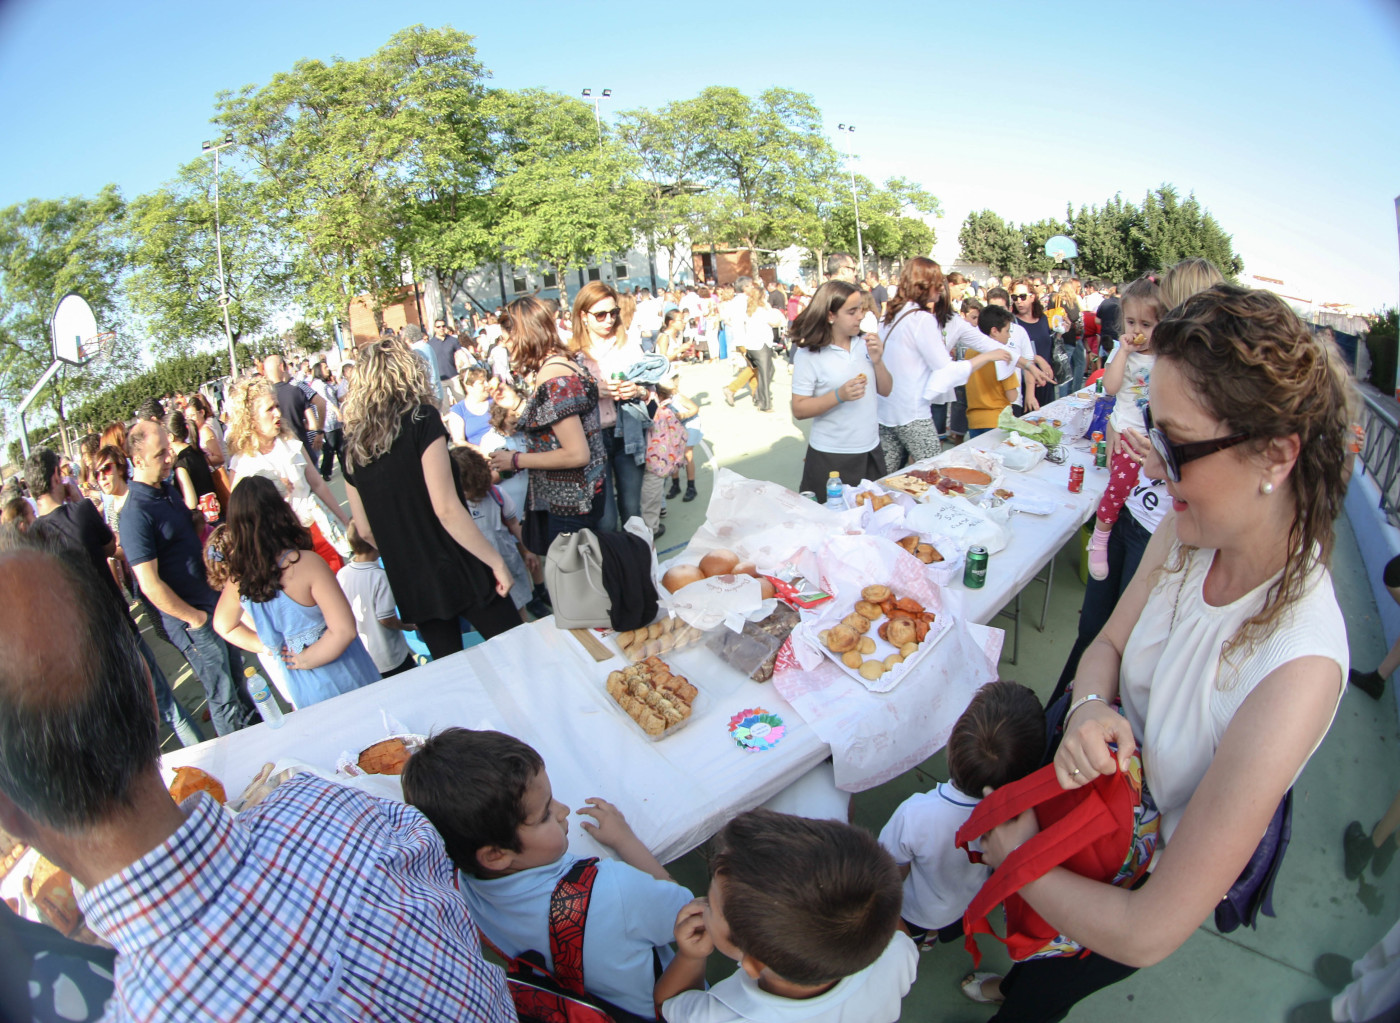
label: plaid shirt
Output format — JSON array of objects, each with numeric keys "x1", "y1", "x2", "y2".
[{"x1": 80, "y1": 775, "x2": 516, "y2": 1022}]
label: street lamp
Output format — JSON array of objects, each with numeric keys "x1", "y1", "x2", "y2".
[
  {"x1": 201, "y1": 134, "x2": 238, "y2": 378},
  {"x1": 581, "y1": 88, "x2": 611, "y2": 149},
  {"x1": 836, "y1": 124, "x2": 865, "y2": 280}
]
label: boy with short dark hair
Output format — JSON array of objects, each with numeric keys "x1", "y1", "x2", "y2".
[
  {"x1": 656, "y1": 809, "x2": 916, "y2": 1023},
  {"x1": 879, "y1": 680, "x2": 1044, "y2": 948},
  {"x1": 402, "y1": 728, "x2": 692, "y2": 1021},
  {"x1": 964, "y1": 305, "x2": 1022, "y2": 435}
]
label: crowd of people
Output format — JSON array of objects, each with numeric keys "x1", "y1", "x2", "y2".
[{"x1": 0, "y1": 245, "x2": 1389, "y2": 1023}]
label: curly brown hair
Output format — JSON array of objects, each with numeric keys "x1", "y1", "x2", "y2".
[
  {"x1": 223, "y1": 475, "x2": 313, "y2": 603},
  {"x1": 1151, "y1": 284, "x2": 1354, "y2": 673},
  {"x1": 450, "y1": 446, "x2": 493, "y2": 503}
]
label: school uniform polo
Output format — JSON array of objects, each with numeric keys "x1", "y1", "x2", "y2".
[
  {"x1": 791, "y1": 339, "x2": 879, "y2": 454},
  {"x1": 879, "y1": 782, "x2": 990, "y2": 931},
  {"x1": 460, "y1": 855, "x2": 692, "y2": 1019}
]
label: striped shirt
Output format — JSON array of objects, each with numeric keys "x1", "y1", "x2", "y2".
[{"x1": 80, "y1": 775, "x2": 516, "y2": 1022}]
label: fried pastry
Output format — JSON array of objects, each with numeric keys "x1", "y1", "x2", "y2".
[
  {"x1": 826, "y1": 624, "x2": 860, "y2": 652},
  {"x1": 853, "y1": 600, "x2": 883, "y2": 620},
  {"x1": 842, "y1": 650, "x2": 863, "y2": 669},
  {"x1": 861, "y1": 585, "x2": 892, "y2": 602},
  {"x1": 841, "y1": 612, "x2": 871, "y2": 635},
  {"x1": 606, "y1": 655, "x2": 697, "y2": 738}
]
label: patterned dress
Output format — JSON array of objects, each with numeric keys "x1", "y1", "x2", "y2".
[{"x1": 519, "y1": 358, "x2": 606, "y2": 515}]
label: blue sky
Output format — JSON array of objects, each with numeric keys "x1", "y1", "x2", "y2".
[{"x1": 1, "y1": 0, "x2": 1397, "y2": 312}]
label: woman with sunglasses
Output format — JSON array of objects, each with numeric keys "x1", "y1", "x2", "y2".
[
  {"x1": 973, "y1": 284, "x2": 1353, "y2": 1019},
  {"x1": 569, "y1": 282, "x2": 648, "y2": 532},
  {"x1": 1010, "y1": 280, "x2": 1056, "y2": 409}
]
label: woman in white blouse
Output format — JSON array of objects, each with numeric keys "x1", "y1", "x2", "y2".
[
  {"x1": 975, "y1": 285, "x2": 1353, "y2": 1017},
  {"x1": 875, "y1": 258, "x2": 1012, "y2": 471}
]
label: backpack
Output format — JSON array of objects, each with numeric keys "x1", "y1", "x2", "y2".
[
  {"x1": 954, "y1": 761, "x2": 1158, "y2": 967},
  {"x1": 486, "y1": 858, "x2": 621, "y2": 1023}
]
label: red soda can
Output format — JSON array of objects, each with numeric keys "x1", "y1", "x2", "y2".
[{"x1": 1068, "y1": 464, "x2": 1085, "y2": 493}]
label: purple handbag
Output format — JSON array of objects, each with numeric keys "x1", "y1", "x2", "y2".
[{"x1": 1215, "y1": 790, "x2": 1292, "y2": 932}]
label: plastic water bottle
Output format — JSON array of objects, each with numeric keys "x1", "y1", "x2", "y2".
[
  {"x1": 245, "y1": 666, "x2": 285, "y2": 729},
  {"x1": 825, "y1": 471, "x2": 845, "y2": 510}
]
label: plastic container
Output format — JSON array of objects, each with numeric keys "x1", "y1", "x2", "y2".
[
  {"x1": 601, "y1": 659, "x2": 704, "y2": 742},
  {"x1": 245, "y1": 666, "x2": 284, "y2": 728},
  {"x1": 826, "y1": 471, "x2": 845, "y2": 510}
]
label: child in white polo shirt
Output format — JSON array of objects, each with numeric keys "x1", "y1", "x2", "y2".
[{"x1": 789, "y1": 281, "x2": 892, "y2": 502}]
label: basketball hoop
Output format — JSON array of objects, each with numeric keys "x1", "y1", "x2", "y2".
[{"x1": 78, "y1": 331, "x2": 117, "y2": 368}]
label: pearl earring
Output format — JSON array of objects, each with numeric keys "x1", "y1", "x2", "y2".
[{"x1": 1261, "y1": 480, "x2": 1274, "y2": 495}]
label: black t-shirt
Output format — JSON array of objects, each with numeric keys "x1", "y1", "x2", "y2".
[
  {"x1": 274, "y1": 381, "x2": 312, "y2": 450},
  {"x1": 175, "y1": 445, "x2": 217, "y2": 500},
  {"x1": 767, "y1": 289, "x2": 786, "y2": 311},
  {"x1": 427, "y1": 334, "x2": 462, "y2": 380},
  {"x1": 35, "y1": 499, "x2": 121, "y2": 606},
  {"x1": 1097, "y1": 297, "x2": 1122, "y2": 342},
  {"x1": 343, "y1": 407, "x2": 496, "y2": 622},
  {"x1": 872, "y1": 284, "x2": 889, "y2": 309}
]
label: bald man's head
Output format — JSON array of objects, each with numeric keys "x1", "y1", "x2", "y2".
[{"x1": 0, "y1": 533, "x2": 158, "y2": 830}]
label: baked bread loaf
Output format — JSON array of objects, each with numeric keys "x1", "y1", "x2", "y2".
[
  {"x1": 25, "y1": 857, "x2": 81, "y2": 936},
  {"x1": 168, "y1": 766, "x2": 227, "y2": 805},
  {"x1": 358, "y1": 738, "x2": 411, "y2": 775}
]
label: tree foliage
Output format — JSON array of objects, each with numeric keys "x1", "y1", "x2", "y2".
[
  {"x1": 0, "y1": 187, "x2": 136, "y2": 442},
  {"x1": 126, "y1": 159, "x2": 292, "y2": 359},
  {"x1": 213, "y1": 25, "x2": 489, "y2": 327},
  {"x1": 960, "y1": 185, "x2": 1244, "y2": 283}
]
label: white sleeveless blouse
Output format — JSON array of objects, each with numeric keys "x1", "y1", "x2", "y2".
[{"x1": 1119, "y1": 543, "x2": 1348, "y2": 842}]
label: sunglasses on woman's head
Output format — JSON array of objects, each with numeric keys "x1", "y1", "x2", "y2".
[
  {"x1": 589, "y1": 307, "x2": 621, "y2": 322},
  {"x1": 1143, "y1": 406, "x2": 1250, "y2": 483}
]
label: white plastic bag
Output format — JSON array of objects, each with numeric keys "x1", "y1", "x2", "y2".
[
  {"x1": 907, "y1": 497, "x2": 1010, "y2": 554},
  {"x1": 993, "y1": 433, "x2": 1048, "y2": 473}
]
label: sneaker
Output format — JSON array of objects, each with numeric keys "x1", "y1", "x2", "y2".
[
  {"x1": 653, "y1": 523, "x2": 666, "y2": 539},
  {"x1": 524, "y1": 597, "x2": 551, "y2": 619},
  {"x1": 667, "y1": 477, "x2": 681, "y2": 499},
  {"x1": 1349, "y1": 668, "x2": 1386, "y2": 700},
  {"x1": 723, "y1": 389, "x2": 735, "y2": 407},
  {"x1": 1087, "y1": 527, "x2": 1110, "y2": 581},
  {"x1": 683, "y1": 484, "x2": 698, "y2": 502},
  {"x1": 1314, "y1": 952, "x2": 1353, "y2": 992}
]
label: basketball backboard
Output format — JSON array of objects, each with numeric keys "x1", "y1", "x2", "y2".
[{"x1": 51, "y1": 293, "x2": 99, "y2": 366}]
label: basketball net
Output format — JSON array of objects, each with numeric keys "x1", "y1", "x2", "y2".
[{"x1": 77, "y1": 331, "x2": 117, "y2": 368}]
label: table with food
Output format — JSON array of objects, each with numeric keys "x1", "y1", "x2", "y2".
[{"x1": 2, "y1": 393, "x2": 1117, "y2": 936}]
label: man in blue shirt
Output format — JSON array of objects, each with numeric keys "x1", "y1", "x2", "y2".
[{"x1": 122, "y1": 422, "x2": 254, "y2": 735}]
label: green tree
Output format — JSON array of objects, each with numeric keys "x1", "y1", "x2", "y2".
[
  {"x1": 958, "y1": 209, "x2": 1027, "y2": 276},
  {"x1": 214, "y1": 25, "x2": 489, "y2": 333},
  {"x1": 672, "y1": 87, "x2": 839, "y2": 262},
  {"x1": 1067, "y1": 195, "x2": 1136, "y2": 283},
  {"x1": 826, "y1": 175, "x2": 940, "y2": 267},
  {"x1": 0, "y1": 187, "x2": 135, "y2": 445},
  {"x1": 126, "y1": 158, "x2": 293, "y2": 359},
  {"x1": 485, "y1": 88, "x2": 641, "y2": 310},
  {"x1": 1020, "y1": 217, "x2": 1069, "y2": 277}
]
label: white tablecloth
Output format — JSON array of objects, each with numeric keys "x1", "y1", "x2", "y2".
[
  {"x1": 161, "y1": 618, "x2": 827, "y2": 865},
  {"x1": 906, "y1": 399, "x2": 1112, "y2": 625}
]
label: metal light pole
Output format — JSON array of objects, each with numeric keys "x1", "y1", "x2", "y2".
[
  {"x1": 581, "y1": 88, "x2": 611, "y2": 150},
  {"x1": 837, "y1": 124, "x2": 865, "y2": 280},
  {"x1": 202, "y1": 135, "x2": 238, "y2": 378}
]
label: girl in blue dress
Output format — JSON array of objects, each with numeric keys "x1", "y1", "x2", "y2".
[{"x1": 213, "y1": 475, "x2": 380, "y2": 710}]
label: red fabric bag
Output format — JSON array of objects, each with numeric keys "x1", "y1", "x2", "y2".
[{"x1": 954, "y1": 763, "x2": 1151, "y2": 966}]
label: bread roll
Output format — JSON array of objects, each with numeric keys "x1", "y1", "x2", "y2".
[
  {"x1": 662, "y1": 565, "x2": 705, "y2": 592},
  {"x1": 699, "y1": 549, "x2": 740, "y2": 577}
]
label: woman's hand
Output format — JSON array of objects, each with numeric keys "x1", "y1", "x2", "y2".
[
  {"x1": 487, "y1": 448, "x2": 515, "y2": 473},
  {"x1": 281, "y1": 644, "x2": 307, "y2": 671},
  {"x1": 982, "y1": 807, "x2": 1040, "y2": 869},
  {"x1": 609, "y1": 378, "x2": 642, "y2": 401},
  {"x1": 491, "y1": 558, "x2": 514, "y2": 598},
  {"x1": 1054, "y1": 701, "x2": 1137, "y2": 789},
  {"x1": 837, "y1": 375, "x2": 868, "y2": 403}
]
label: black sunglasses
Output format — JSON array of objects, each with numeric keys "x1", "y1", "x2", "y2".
[
  {"x1": 1143, "y1": 406, "x2": 1250, "y2": 483},
  {"x1": 1012, "y1": 293, "x2": 1031, "y2": 300},
  {"x1": 589, "y1": 307, "x2": 622, "y2": 322}
]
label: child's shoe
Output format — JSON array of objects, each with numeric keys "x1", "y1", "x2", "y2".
[
  {"x1": 667, "y1": 477, "x2": 682, "y2": 499},
  {"x1": 1087, "y1": 527, "x2": 1110, "y2": 581},
  {"x1": 683, "y1": 482, "x2": 698, "y2": 502},
  {"x1": 1349, "y1": 668, "x2": 1386, "y2": 700}
]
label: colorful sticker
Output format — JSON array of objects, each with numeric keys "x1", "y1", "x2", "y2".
[{"x1": 728, "y1": 708, "x2": 786, "y2": 752}]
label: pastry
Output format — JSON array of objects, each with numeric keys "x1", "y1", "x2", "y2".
[
  {"x1": 896, "y1": 534, "x2": 919, "y2": 553},
  {"x1": 895, "y1": 597, "x2": 925, "y2": 615},
  {"x1": 858, "y1": 636, "x2": 876, "y2": 655},
  {"x1": 606, "y1": 655, "x2": 697, "y2": 737},
  {"x1": 884, "y1": 654, "x2": 904, "y2": 670},
  {"x1": 818, "y1": 629, "x2": 831, "y2": 645},
  {"x1": 859, "y1": 660, "x2": 886, "y2": 681},
  {"x1": 842, "y1": 650, "x2": 863, "y2": 669},
  {"x1": 358, "y1": 738, "x2": 411, "y2": 775},
  {"x1": 861, "y1": 585, "x2": 892, "y2": 603},
  {"x1": 853, "y1": 600, "x2": 883, "y2": 621},
  {"x1": 886, "y1": 618, "x2": 918, "y2": 648},
  {"x1": 826, "y1": 624, "x2": 860, "y2": 653},
  {"x1": 841, "y1": 613, "x2": 871, "y2": 635},
  {"x1": 168, "y1": 765, "x2": 226, "y2": 805},
  {"x1": 25, "y1": 857, "x2": 81, "y2": 936},
  {"x1": 900, "y1": 641, "x2": 920, "y2": 657}
]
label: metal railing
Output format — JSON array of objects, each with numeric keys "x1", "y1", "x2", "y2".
[{"x1": 1358, "y1": 388, "x2": 1400, "y2": 527}]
